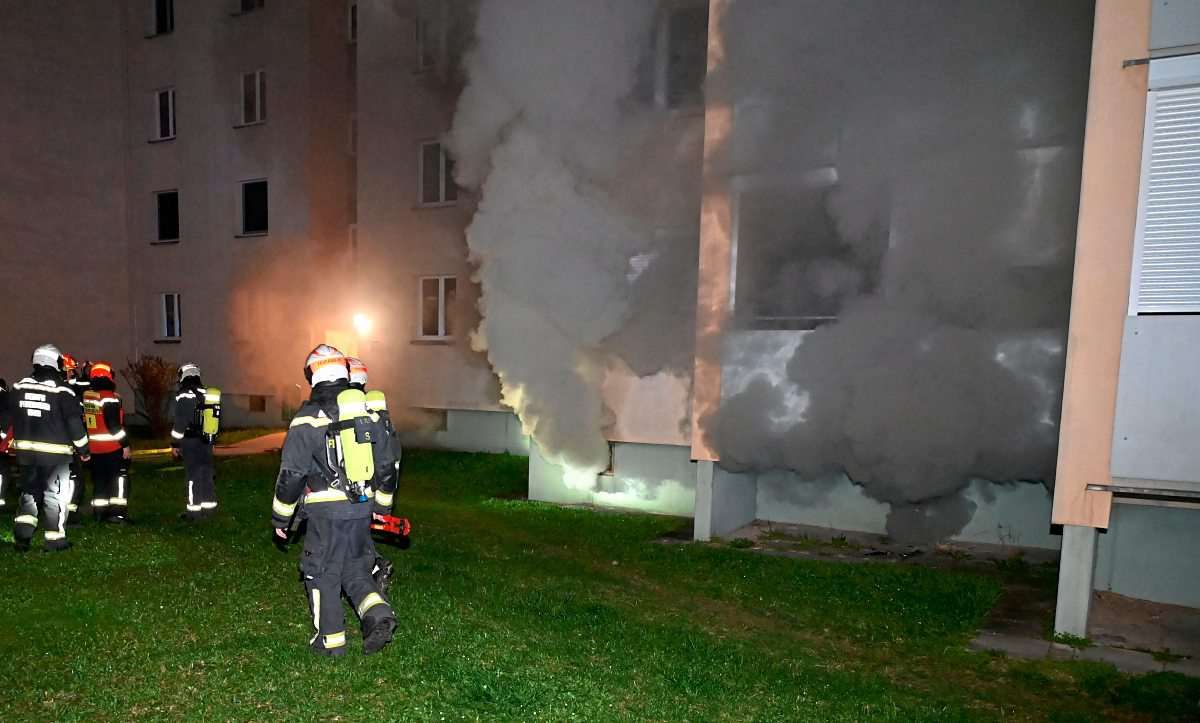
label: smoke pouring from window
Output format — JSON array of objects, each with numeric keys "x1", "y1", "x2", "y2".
[{"x1": 451, "y1": 0, "x2": 1095, "y2": 542}]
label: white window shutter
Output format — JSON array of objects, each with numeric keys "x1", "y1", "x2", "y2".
[{"x1": 1132, "y1": 86, "x2": 1200, "y2": 313}]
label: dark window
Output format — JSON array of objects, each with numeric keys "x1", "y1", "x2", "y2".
[
  {"x1": 155, "y1": 0, "x2": 175, "y2": 35},
  {"x1": 419, "y1": 276, "x2": 455, "y2": 338},
  {"x1": 443, "y1": 277, "x2": 457, "y2": 336},
  {"x1": 348, "y1": 1, "x2": 358, "y2": 43},
  {"x1": 249, "y1": 395, "x2": 267, "y2": 413},
  {"x1": 419, "y1": 142, "x2": 457, "y2": 205},
  {"x1": 666, "y1": 5, "x2": 708, "y2": 108},
  {"x1": 421, "y1": 277, "x2": 440, "y2": 337},
  {"x1": 241, "y1": 70, "x2": 266, "y2": 125},
  {"x1": 241, "y1": 0, "x2": 265, "y2": 12},
  {"x1": 156, "y1": 88, "x2": 176, "y2": 139},
  {"x1": 162, "y1": 293, "x2": 181, "y2": 338},
  {"x1": 241, "y1": 180, "x2": 268, "y2": 235},
  {"x1": 156, "y1": 191, "x2": 179, "y2": 241}
]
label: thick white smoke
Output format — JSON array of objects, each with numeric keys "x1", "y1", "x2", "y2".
[
  {"x1": 710, "y1": 0, "x2": 1094, "y2": 541},
  {"x1": 449, "y1": 0, "x2": 704, "y2": 474}
]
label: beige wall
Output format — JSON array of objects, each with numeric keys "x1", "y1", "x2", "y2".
[
  {"x1": 121, "y1": 0, "x2": 352, "y2": 410},
  {"x1": 689, "y1": 0, "x2": 731, "y2": 461},
  {"x1": 355, "y1": 0, "x2": 501, "y2": 415},
  {"x1": 0, "y1": 2, "x2": 132, "y2": 383},
  {"x1": 1052, "y1": 0, "x2": 1151, "y2": 528}
]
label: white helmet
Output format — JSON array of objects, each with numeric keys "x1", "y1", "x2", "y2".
[
  {"x1": 32, "y1": 344, "x2": 63, "y2": 370},
  {"x1": 304, "y1": 344, "x2": 349, "y2": 386},
  {"x1": 347, "y1": 357, "x2": 368, "y2": 387},
  {"x1": 179, "y1": 363, "x2": 202, "y2": 383}
]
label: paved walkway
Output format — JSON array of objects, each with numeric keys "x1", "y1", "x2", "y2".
[
  {"x1": 214, "y1": 431, "x2": 286, "y2": 456},
  {"x1": 132, "y1": 431, "x2": 286, "y2": 458}
]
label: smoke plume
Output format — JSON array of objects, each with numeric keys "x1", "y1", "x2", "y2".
[
  {"x1": 449, "y1": 0, "x2": 704, "y2": 474},
  {"x1": 710, "y1": 0, "x2": 1093, "y2": 541}
]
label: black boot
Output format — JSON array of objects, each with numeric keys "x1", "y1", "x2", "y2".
[{"x1": 362, "y1": 616, "x2": 396, "y2": 656}]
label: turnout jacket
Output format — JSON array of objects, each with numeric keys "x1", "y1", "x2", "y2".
[
  {"x1": 271, "y1": 381, "x2": 398, "y2": 528},
  {"x1": 83, "y1": 388, "x2": 129, "y2": 454},
  {"x1": 11, "y1": 367, "x2": 90, "y2": 463},
  {"x1": 170, "y1": 380, "x2": 206, "y2": 445}
]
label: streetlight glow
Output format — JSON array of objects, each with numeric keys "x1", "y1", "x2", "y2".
[{"x1": 353, "y1": 312, "x2": 373, "y2": 336}]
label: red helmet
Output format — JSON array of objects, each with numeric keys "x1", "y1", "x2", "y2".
[{"x1": 89, "y1": 361, "x2": 114, "y2": 382}]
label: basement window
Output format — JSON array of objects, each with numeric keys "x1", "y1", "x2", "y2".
[
  {"x1": 240, "y1": 0, "x2": 265, "y2": 13},
  {"x1": 155, "y1": 190, "x2": 179, "y2": 242},
  {"x1": 161, "y1": 293, "x2": 182, "y2": 340},
  {"x1": 418, "y1": 275, "x2": 456, "y2": 339},
  {"x1": 153, "y1": 88, "x2": 176, "y2": 141},
  {"x1": 418, "y1": 141, "x2": 458, "y2": 206},
  {"x1": 239, "y1": 70, "x2": 267, "y2": 126},
  {"x1": 239, "y1": 179, "x2": 269, "y2": 236}
]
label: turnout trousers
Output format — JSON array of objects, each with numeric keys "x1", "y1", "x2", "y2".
[
  {"x1": 90, "y1": 451, "x2": 128, "y2": 519},
  {"x1": 68, "y1": 457, "x2": 85, "y2": 514},
  {"x1": 300, "y1": 515, "x2": 395, "y2": 655},
  {"x1": 0, "y1": 455, "x2": 10, "y2": 509},
  {"x1": 181, "y1": 437, "x2": 216, "y2": 517},
  {"x1": 14, "y1": 462, "x2": 74, "y2": 550}
]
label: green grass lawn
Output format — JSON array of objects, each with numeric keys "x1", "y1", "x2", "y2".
[{"x1": 0, "y1": 450, "x2": 1196, "y2": 722}]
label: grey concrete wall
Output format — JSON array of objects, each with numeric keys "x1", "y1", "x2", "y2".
[
  {"x1": 402, "y1": 409, "x2": 529, "y2": 456},
  {"x1": 529, "y1": 441, "x2": 697, "y2": 517},
  {"x1": 756, "y1": 472, "x2": 1061, "y2": 550},
  {"x1": 1095, "y1": 503, "x2": 1200, "y2": 608}
]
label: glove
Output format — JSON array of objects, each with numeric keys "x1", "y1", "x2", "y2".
[{"x1": 272, "y1": 527, "x2": 290, "y2": 553}]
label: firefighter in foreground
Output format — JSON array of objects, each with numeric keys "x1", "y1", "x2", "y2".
[
  {"x1": 271, "y1": 345, "x2": 398, "y2": 656},
  {"x1": 171, "y1": 363, "x2": 221, "y2": 520},
  {"x1": 11, "y1": 344, "x2": 91, "y2": 551},
  {"x1": 83, "y1": 362, "x2": 132, "y2": 522}
]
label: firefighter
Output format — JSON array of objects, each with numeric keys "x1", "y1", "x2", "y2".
[
  {"x1": 171, "y1": 363, "x2": 218, "y2": 520},
  {"x1": 62, "y1": 354, "x2": 90, "y2": 518},
  {"x1": 83, "y1": 362, "x2": 132, "y2": 523},
  {"x1": 270, "y1": 344, "x2": 398, "y2": 656},
  {"x1": 347, "y1": 357, "x2": 402, "y2": 591},
  {"x1": 0, "y1": 378, "x2": 11, "y2": 509},
  {"x1": 10, "y1": 344, "x2": 91, "y2": 552}
]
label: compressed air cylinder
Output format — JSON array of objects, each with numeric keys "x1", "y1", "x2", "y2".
[
  {"x1": 202, "y1": 387, "x2": 222, "y2": 439},
  {"x1": 336, "y1": 388, "x2": 375, "y2": 484}
]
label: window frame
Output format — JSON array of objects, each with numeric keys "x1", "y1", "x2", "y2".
[
  {"x1": 154, "y1": 189, "x2": 180, "y2": 243},
  {"x1": 160, "y1": 293, "x2": 182, "y2": 341},
  {"x1": 152, "y1": 87, "x2": 176, "y2": 141},
  {"x1": 238, "y1": 69, "x2": 267, "y2": 127},
  {"x1": 417, "y1": 141, "x2": 457, "y2": 207},
  {"x1": 238, "y1": 178, "x2": 269, "y2": 237},
  {"x1": 417, "y1": 275, "x2": 457, "y2": 340}
]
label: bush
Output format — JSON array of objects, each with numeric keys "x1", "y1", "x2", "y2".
[{"x1": 121, "y1": 355, "x2": 177, "y2": 436}]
